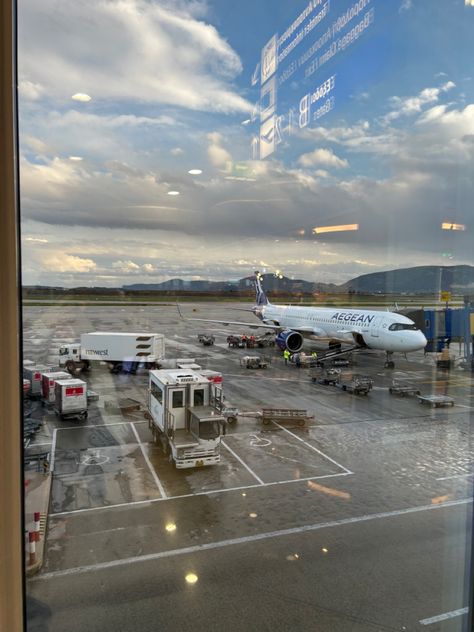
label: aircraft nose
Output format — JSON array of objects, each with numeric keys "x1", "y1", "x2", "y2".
[{"x1": 417, "y1": 331, "x2": 427, "y2": 350}]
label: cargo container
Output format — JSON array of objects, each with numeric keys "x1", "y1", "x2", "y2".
[
  {"x1": 58, "y1": 332, "x2": 165, "y2": 374},
  {"x1": 54, "y1": 379, "x2": 88, "y2": 420},
  {"x1": 41, "y1": 371, "x2": 72, "y2": 404},
  {"x1": 23, "y1": 364, "x2": 58, "y2": 397}
]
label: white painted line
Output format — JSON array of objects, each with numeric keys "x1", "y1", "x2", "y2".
[
  {"x1": 36, "y1": 497, "x2": 473, "y2": 581},
  {"x1": 50, "y1": 471, "x2": 352, "y2": 517},
  {"x1": 419, "y1": 607, "x2": 468, "y2": 625},
  {"x1": 57, "y1": 421, "x2": 133, "y2": 431},
  {"x1": 30, "y1": 442, "x2": 52, "y2": 447},
  {"x1": 129, "y1": 423, "x2": 167, "y2": 499},
  {"x1": 50, "y1": 429, "x2": 58, "y2": 472},
  {"x1": 221, "y1": 441, "x2": 264, "y2": 485},
  {"x1": 272, "y1": 422, "x2": 352, "y2": 475},
  {"x1": 436, "y1": 472, "x2": 474, "y2": 481}
]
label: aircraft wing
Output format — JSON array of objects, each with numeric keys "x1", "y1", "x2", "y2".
[{"x1": 183, "y1": 316, "x2": 280, "y2": 330}]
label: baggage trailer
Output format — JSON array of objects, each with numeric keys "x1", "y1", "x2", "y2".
[
  {"x1": 389, "y1": 380, "x2": 421, "y2": 397},
  {"x1": 147, "y1": 369, "x2": 225, "y2": 468},
  {"x1": 417, "y1": 394, "x2": 455, "y2": 407},
  {"x1": 41, "y1": 371, "x2": 72, "y2": 404},
  {"x1": 260, "y1": 408, "x2": 314, "y2": 427},
  {"x1": 59, "y1": 332, "x2": 165, "y2": 374},
  {"x1": 54, "y1": 379, "x2": 88, "y2": 420}
]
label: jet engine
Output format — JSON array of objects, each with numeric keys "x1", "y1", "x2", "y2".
[{"x1": 275, "y1": 330, "x2": 304, "y2": 352}]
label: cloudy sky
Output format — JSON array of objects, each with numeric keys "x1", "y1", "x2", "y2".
[{"x1": 18, "y1": 0, "x2": 474, "y2": 287}]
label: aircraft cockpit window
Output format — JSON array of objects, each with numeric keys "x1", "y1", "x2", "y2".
[{"x1": 389, "y1": 323, "x2": 418, "y2": 331}]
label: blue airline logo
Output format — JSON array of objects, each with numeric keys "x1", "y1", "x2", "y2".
[{"x1": 332, "y1": 312, "x2": 374, "y2": 324}]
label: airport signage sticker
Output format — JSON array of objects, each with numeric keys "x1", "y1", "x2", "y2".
[{"x1": 251, "y1": 0, "x2": 376, "y2": 159}]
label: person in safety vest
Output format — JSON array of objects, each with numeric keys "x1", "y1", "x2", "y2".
[{"x1": 283, "y1": 349, "x2": 290, "y2": 365}]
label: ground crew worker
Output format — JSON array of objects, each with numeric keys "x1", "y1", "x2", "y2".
[{"x1": 283, "y1": 349, "x2": 290, "y2": 365}]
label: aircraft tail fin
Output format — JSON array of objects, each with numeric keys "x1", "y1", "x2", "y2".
[{"x1": 254, "y1": 271, "x2": 269, "y2": 305}]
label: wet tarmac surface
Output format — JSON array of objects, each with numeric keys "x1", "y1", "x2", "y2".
[{"x1": 24, "y1": 303, "x2": 474, "y2": 631}]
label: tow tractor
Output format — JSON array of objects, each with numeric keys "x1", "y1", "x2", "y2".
[{"x1": 312, "y1": 368, "x2": 373, "y2": 395}]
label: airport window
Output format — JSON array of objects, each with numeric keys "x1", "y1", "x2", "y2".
[
  {"x1": 172, "y1": 390, "x2": 184, "y2": 409},
  {"x1": 193, "y1": 388, "x2": 205, "y2": 407},
  {"x1": 150, "y1": 382, "x2": 162, "y2": 405},
  {"x1": 15, "y1": 1, "x2": 474, "y2": 631}
]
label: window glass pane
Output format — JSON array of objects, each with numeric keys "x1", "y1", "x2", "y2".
[
  {"x1": 172, "y1": 390, "x2": 184, "y2": 409},
  {"x1": 20, "y1": 1, "x2": 474, "y2": 630}
]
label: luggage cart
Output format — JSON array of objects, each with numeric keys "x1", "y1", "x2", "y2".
[
  {"x1": 259, "y1": 408, "x2": 314, "y2": 427},
  {"x1": 417, "y1": 394, "x2": 455, "y2": 407},
  {"x1": 389, "y1": 380, "x2": 421, "y2": 397}
]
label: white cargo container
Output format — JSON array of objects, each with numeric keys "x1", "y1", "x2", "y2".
[
  {"x1": 23, "y1": 364, "x2": 57, "y2": 396},
  {"x1": 147, "y1": 369, "x2": 225, "y2": 468},
  {"x1": 59, "y1": 332, "x2": 165, "y2": 374},
  {"x1": 54, "y1": 379, "x2": 88, "y2": 420},
  {"x1": 41, "y1": 371, "x2": 72, "y2": 404}
]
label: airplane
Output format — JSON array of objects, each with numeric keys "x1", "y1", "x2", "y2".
[{"x1": 183, "y1": 271, "x2": 427, "y2": 368}]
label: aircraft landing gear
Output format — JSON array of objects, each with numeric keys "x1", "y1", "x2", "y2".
[{"x1": 384, "y1": 352, "x2": 395, "y2": 369}]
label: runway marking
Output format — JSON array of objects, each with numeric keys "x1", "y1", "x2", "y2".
[
  {"x1": 57, "y1": 421, "x2": 141, "y2": 431},
  {"x1": 419, "y1": 606, "x2": 468, "y2": 625},
  {"x1": 36, "y1": 497, "x2": 472, "y2": 581},
  {"x1": 50, "y1": 429, "x2": 58, "y2": 472},
  {"x1": 221, "y1": 441, "x2": 264, "y2": 485},
  {"x1": 436, "y1": 472, "x2": 474, "y2": 481},
  {"x1": 272, "y1": 422, "x2": 352, "y2": 475},
  {"x1": 129, "y1": 423, "x2": 167, "y2": 499},
  {"x1": 50, "y1": 471, "x2": 352, "y2": 517}
]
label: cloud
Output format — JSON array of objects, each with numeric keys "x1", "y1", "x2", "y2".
[
  {"x1": 399, "y1": 0, "x2": 412, "y2": 12},
  {"x1": 41, "y1": 254, "x2": 97, "y2": 273},
  {"x1": 382, "y1": 81, "x2": 456, "y2": 124},
  {"x1": 19, "y1": 0, "x2": 251, "y2": 113},
  {"x1": 298, "y1": 148, "x2": 349, "y2": 169},
  {"x1": 207, "y1": 132, "x2": 232, "y2": 168},
  {"x1": 18, "y1": 80, "x2": 44, "y2": 101}
]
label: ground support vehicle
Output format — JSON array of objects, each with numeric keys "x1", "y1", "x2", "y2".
[
  {"x1": 147, "y1": 369, "x2": 225, "y2": 468},
  {"x1": 418, "y1": 394, "x2": 455, "y2": 407},
  {"x1": 227, "y1": 335, "x2": 245, "y2": 348},
  {"x1": 41, "y1": 371, "x2": 72, "y2": 404},
  {"x1": 198, "y1": 334, "x2": 215, "y2": 346},
  {"x1": 59, "y1": 332, "x2": 165, "y2": 374},
  {"x1": 240, "y1": 355, "x2": 268, "y2": 369},
  {"x1": 259, "y1": 408, "x2": 314, "y2": 427},
  {"x1": 337, "y1": 374, "x2": 373, "y2": 395},
  {"x1": 23, "y1": 379, "x2": 31, "y2": 397},
  {"x1": 315, "y1": 369, "x2": 373, "y2": 395},
  {"x1": 54, "y1": 379, "x2": 88, "y2": 420},
  {"x1": 317, "y1": 368, "x2": 341, "y2": 386},
  {"x1": 255, "y1": 333, "x2": 276, "y2": 348},
  {"x1": 389, "y1": 380, "x2": 421, "y2": 397}
]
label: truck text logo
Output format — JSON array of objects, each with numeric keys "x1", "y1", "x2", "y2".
[
  {"x1": 331, "y1": 312, "x2": 374, "y2": 324},
  {"x1": 86, "y1": 349, "x2": 109, "y2": 356}
]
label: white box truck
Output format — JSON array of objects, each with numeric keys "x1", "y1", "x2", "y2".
[
  {"x1": 147, "y1": 369, "x2": 225, "y2": 469},
  {"x1": 54, "y1": 379, "x2": 88, "y2": 420},
  {"x1": 41, "y1": 371, "x2": 72, "y2": 404},
  {"x1": 59, "y1": 332, "x2": 165, "y2": 374}
]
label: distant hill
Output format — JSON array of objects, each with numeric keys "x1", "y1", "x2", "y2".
[
  {"x1": 23, "y1": 265, "x2": 474, "y2": 296},
  {"x1": 339, "y1": 265, "x2": 474, "y2": 294}
]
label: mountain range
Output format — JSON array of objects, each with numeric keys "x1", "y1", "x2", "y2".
[{"x1": 122, "y1": 265, "x2": 474, "y2": 295}]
